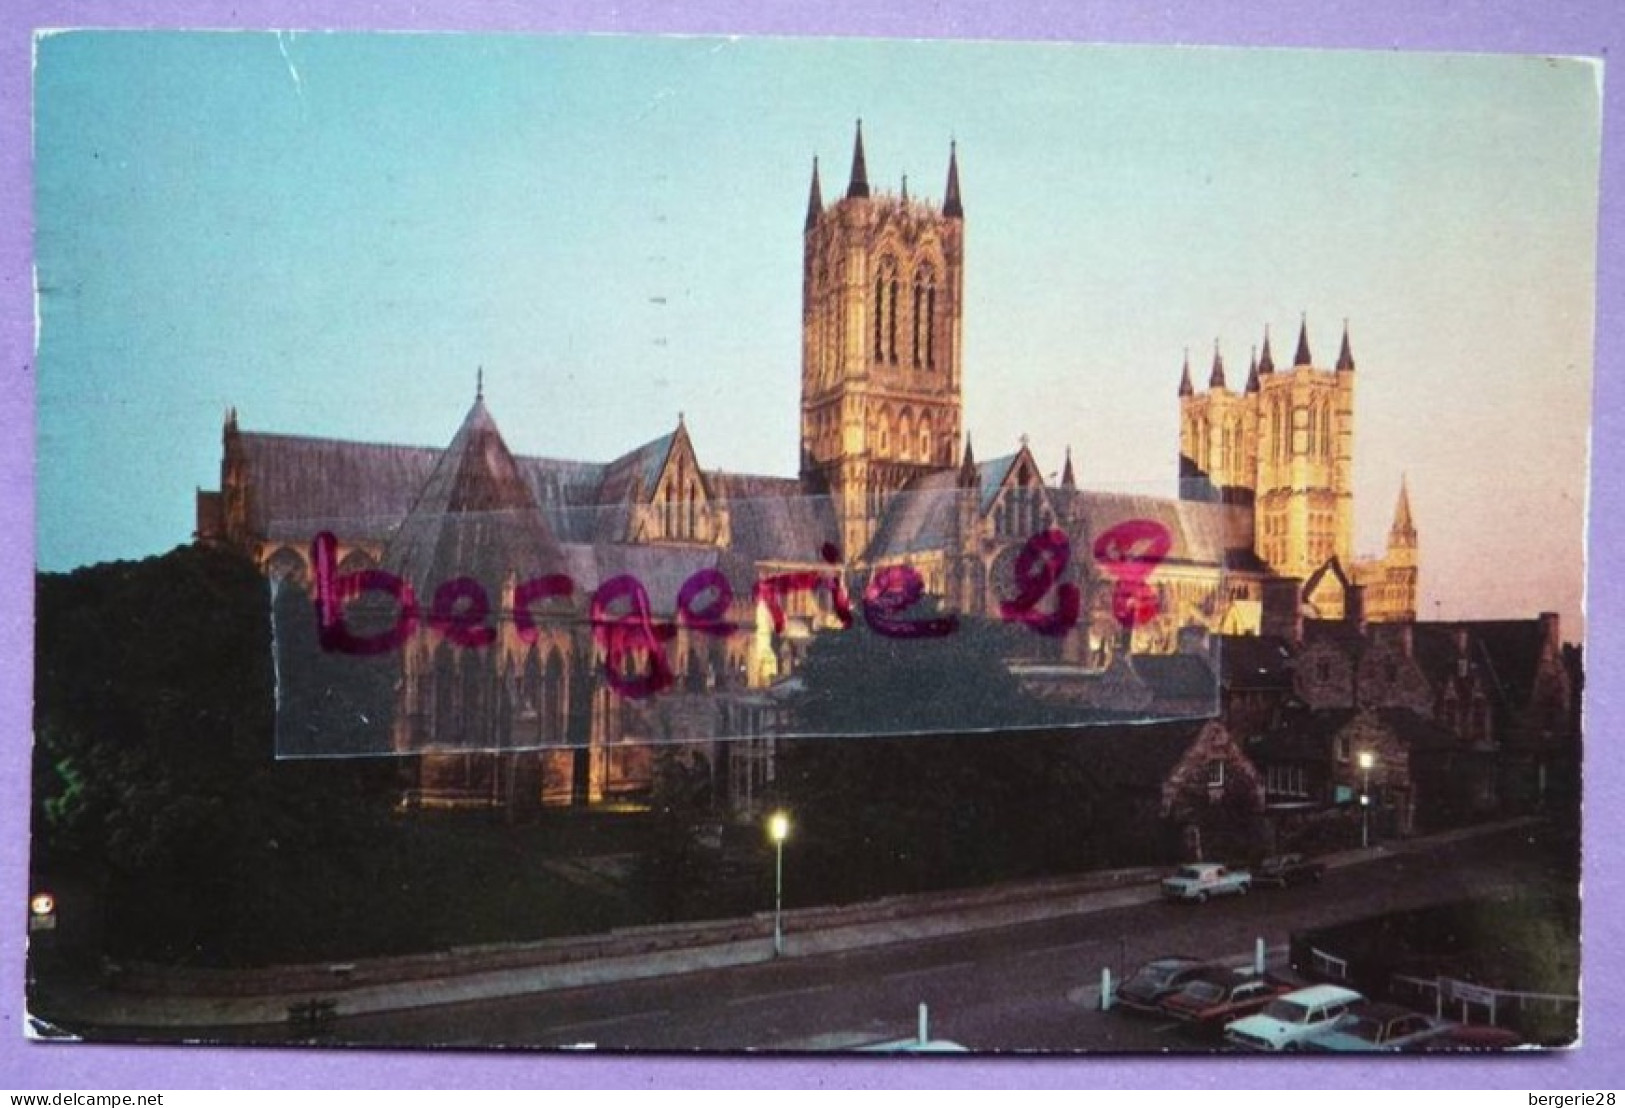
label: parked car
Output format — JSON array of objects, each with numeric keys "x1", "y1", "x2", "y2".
[
  {"x1": 1407, "y1": 1024, "x2": 1524, "y2": 1052},
  {"x1": 1224, "y1": 984, "x2": 1365, "y2": 1051},
  {"x1": 1113, "y1": 956, "x2": 1218, "y2": 1014},
  {"x1": 1302, "y1": 1002, "x2": 1453, "y2": 1052},
  {"x1": 1252, "y1": 853, "x2": 1326, "y2": 889},
  {"x1": 1159, "y1": 971, "x2": 1295, "y2": 1037},
  {"x1": 1161, "y1": 862, "x2": 1251, "y2": 902}
]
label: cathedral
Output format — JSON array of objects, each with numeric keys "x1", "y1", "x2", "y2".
[{"x1": 195, "y1": 121, "x2": 1420, "y2": 810}]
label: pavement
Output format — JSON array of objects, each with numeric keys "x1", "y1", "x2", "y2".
[{"x1": 27, "y1": 816, "x2": 1541, "y2": 1033}]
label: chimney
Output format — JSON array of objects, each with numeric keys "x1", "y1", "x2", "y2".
[
  {"x1": 1345, "y1": 583, "x2": 1366, "y2": 631},
  {"x1": 1539, "y1": 611, "x2": 1561, "y2": 656},
  {"x1": 1262, "y1": 577, "x2": 1304, "y2": 644}
]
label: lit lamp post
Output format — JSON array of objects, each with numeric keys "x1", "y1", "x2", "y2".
[
  {"x1": 768, "y1": 810, "x2": 790, "y2": 957},
  {"x1": 1358, "y1": 751, "x2": 1375, "y2": 848}
]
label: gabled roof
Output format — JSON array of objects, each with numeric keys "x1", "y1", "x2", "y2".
[
  {"x1": 1303, "y1": 556, "x2": 1352, "y2": 601},
  {"x1": 976, "y1": 452, "x2": 1022, "y2": 512},
  {"x1": 383, "y1": 398, "x2": 566, "y2": 592},
  {"x1": 1250, "y1": 708, "x2": 1357, "y2": 762},
  {"x1": 598, "y1": 431, "x2": 677, "y2": 506},
  {"x1": 1411, "y1": 620, "x2": 1548, "y2": 711}
]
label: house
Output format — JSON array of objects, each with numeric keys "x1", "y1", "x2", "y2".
[{"x1": 1083, "y1": 719, "x2": 1266, "y2": 864}]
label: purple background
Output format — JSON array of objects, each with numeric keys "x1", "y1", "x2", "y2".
[{"x1": 2, "y1": 0, "x2": 1618, "y2": 1090}]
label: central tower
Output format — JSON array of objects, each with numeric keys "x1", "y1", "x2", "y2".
[{"x1": 800, "y1": 121, "x2": 965, "y2": 559}]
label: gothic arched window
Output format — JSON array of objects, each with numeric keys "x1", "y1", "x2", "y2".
[
  {"x1": 874, "y1": 274, "x2": 884, "y2": 359},
  {"x1": 888, "y1": 276, "x2": 899, "y2": 362},
  {"x1": 926, "y1": 285, "x2": 937, "y2": 368},
  {"x1": 912, "y1": 273, "x2": 924, "y2": 367}
]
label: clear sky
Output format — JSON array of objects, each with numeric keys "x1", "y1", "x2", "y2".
[{"x1": 33, "y1": 32, "x2": 1600, "y2": 635}]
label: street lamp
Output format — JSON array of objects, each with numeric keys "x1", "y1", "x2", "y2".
[
  {"x1": 1358, "y1": 751, "x2": 1375, "y2": 848},
  {"x1": 768, "y1": 810, "x2": 790, "y2": 956}
]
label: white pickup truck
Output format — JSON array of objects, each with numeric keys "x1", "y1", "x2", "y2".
[{"x1": 1160, "y1": 862, "x2": 1251, "y2": 903}]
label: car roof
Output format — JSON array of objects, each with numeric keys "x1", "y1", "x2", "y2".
[
  {"x1": 1141, "y1": 955, "x2": 1206, "y2": 969},
  {"x1": 1347, "y1": 1001, "x2": 1422, "y2": 1021},
  {"x1": 1280, "y1": 984, "x2": 1364, "y2": 1005}
]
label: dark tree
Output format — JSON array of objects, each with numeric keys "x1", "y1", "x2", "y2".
[
  {"x1": 33, "y1": 544, "x2": 396, "y2": 963},
  {"x1": 776, "y1": 613, "x2": 1098, "y2": 903}
]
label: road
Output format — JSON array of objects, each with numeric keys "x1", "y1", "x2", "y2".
[{"x1": 206, "y1": 823, "x2": 1571, "y2": 1052}]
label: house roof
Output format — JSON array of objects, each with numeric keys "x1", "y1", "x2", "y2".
[
  {"x1": 1215, "y1": 634, "x2": 1295, "y2": 690},
  {"x1": 1131, "y1": 652, "x2": 1219, "y2": 704},
  {"x1": 1373, "y1": 707, "x2": 1463, "y2": 752},
  {"x1": 1251, "y1": 706, "x2": 1458, "y2": 763},
  {"x1": 1249, "y1": 708, "x2": 1357, "y2": 762}
]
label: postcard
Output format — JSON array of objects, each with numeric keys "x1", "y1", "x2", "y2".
[{"x1": 24, "y1": 30, "x2": 1597, "y2": 1057}]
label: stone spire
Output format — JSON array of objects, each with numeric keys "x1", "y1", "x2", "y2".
[
  {"x1": 1208, "y1": 341, "x2": 1227, "y2": 390},
  {"x1": 1060, "y1": 446, "x2": 1077, "y2": 491},
  {"x1": 847, "y1": 119, "x2": 870, "y2": 200},
  {"x1": 1391, "y1": 474, "x2": 1416, "y2": 537},
  {"x1": 1246, "y1": 346, "x2": 1261, "y2": 394},
  {"x1": 1178, "y1": 349, "x2": 1194, "y2": 397},
  {"x1": 1294, "y1": 313, "x2": 1313, "y2": 367},
  {"x1": 1336, "y1": 318, "x2": 1356, "y2": 372},
  {"x1": 943, "y1": 139, "x2": 963, "y2": 219},
  {"x1": 1259, "y1": 325, "x2": 1275, "y2": 375},
  {"x1": 805, "y1": 156, "x2": 823, "y2": 230},
  {"x1": 958, "y1": 433, "x2": 978, "y2": 488}
]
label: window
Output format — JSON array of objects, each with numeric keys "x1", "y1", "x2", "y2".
[
  {"x1": 1337, "y1": 736, "x2": 1351, "y2": 762},
  {"x1": 888, "y1": 277, "x2": 899, "y2": 362},
  {"x1": 912, "y1": 275, "x2": 923, "y2": 367},
  {"x1": 1266, "y1": 764, "x2": 1307, "y2": 797},
  {"x1": 926, "y1": 287, "x2": 937, "y2": 367},
  {"x1": 1206, "y1": 760, "x2": 1225, "y2": 788},
  {"x1": 873, "y1": 274, "x2": 884, "y2": 359}
]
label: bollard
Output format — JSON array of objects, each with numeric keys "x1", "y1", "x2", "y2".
[
  {"x1": 918, "y1": 1002, "x2": 929, "y2": 1045},
  {"x1": 1101, "y1": 967, "x2": 1114, "y2": 1012},
  {"x1": 1255, "y1": 937, "x2": 1266, "y2": 975}
]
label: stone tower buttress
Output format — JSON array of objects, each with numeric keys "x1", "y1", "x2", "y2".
[
  {"x1": 800, "y1": 122, "x2": 965, "y2": 559},
  {"x1": 1333, "y1": 319, "x2": 1357, "y2": 572}
]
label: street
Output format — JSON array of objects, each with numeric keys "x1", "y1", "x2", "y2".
[{"x1": 169, "y1": 823, "x2": 1572, "y2": 1053}]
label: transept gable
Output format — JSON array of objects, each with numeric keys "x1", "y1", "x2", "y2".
[
  {"x1": 981, "y1": 443, "x2": 1055, "y2": 538},
  {"x1": 625, "y1": 418, "x2": 727, "y2": 546}
]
